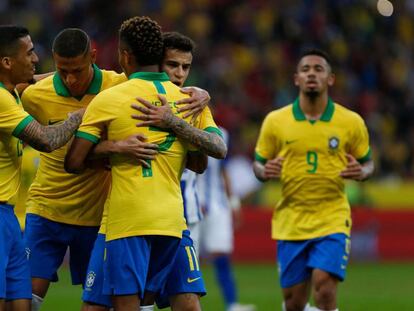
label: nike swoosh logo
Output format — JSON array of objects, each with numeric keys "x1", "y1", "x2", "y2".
[
  {"x1": 285, "y1": 139, "x2": 298, "y2": 145},
  {"x1": 48, "y1": 119, "x2": 63, "y2": 125},
  {"x1": 187, "y1": 277, "x2": 201, "y2": 283}
]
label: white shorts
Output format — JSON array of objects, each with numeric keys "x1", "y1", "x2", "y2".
[{"x1": 199, "y1": 207, "x2": 233, "y2": 254}]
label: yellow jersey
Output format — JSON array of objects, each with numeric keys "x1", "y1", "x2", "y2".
[
  {"x1": 21, "y1": 65, "x2": 126, "y2": 226},
  {"x1": 78, "y1": 71, "x2": 219, "y2": 241},
  {"x1": 255, "y1": 98, "x2": 371, "y2": 240},
  {"x1": 0, "y1": 82, "x2": 33, "y2": 204}
]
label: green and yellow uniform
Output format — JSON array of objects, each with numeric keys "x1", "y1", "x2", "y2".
[
  {"x1": 78, "y1": 72, "x2": 220, "y2": 241},
  {"x1": 0, "y1": 82, "x2": 33, "y2": 205},
  {"x1": 21, "y1": 65, "x2": 126, "y2": 226},
  {"x1": 255, "y1": 98, "x2": 371, "y2": 240}
]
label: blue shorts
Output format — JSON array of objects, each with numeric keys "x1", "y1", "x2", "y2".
[
  {"x1": 103, "y1": 235, "x2": 180, "y2": 297},
  {"x1": 82, "y1": 233, "x2": 112, "y2": 307},
  {"x1": 156, "y1": 230, "x2": 206, "y2": 309},
  {"x1": 277, "y1": 233, "x2": 350, "y2": 288},
  {"x1": 24, "y1": 213, "x2": 99, "y2": 284},
  {"x1": 0, "y1": 204, "x2": 31, "y2": 299}
]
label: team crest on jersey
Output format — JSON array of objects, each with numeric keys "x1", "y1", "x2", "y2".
[
  {"x1": 328, "y1": 136, "x2": 340, "y2": 153},
  {"x1": 85, "y1": 271, "x2": 96, "y2": 288},
  {"x1": 25, "y1": 247, "x2": 31, "y2": 260}
]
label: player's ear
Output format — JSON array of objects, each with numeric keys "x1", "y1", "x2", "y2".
[
  {"x1": 294, "y1": 73, "x2": 299, "y2": 86},
  {"x1": 90, "y1": 48, "x2": 97, "y2": 63},
  {"x1": 0, "y1": 56, "x2": 12, "y2": 70},
  {"x1": 328, "y1": 73, "x2": 335, "y2": 86}
]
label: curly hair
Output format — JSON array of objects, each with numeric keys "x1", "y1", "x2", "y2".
[
  {"x1": 119, "y1": 16, "x2": 163, "y2": 66},
  {"x1": 163, "y1": 32, "x2": 195, "y2": 54}
]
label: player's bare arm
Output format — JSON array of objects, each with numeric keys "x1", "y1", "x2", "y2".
[
  {"x1": 176, "y1": 86, "x2": 210, "y2": 120},
  {"x1": 64, "y1": 137, "x2": 95, "y2": 174},
  {"x1": 253, "y1": 157, "x2": 284, "y2": 182},
  {"x1": 92, "y1": 133, "x2": 159, "y2": 168},
  {"x1": 340, "y1": 153, "x2": 374, "y2": 181},
  {"x1": 17, "y1": 109, "x2": 83, "y2": 153},
  {"x1": 131, "y1": 95, "x2": 227, "y2": 159},
  {"x1": 186, "y1": 152, "x2": 208, "y2": 174}
]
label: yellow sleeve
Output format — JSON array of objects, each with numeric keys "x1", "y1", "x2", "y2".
[
  {"x1": 254, "y1": 112, "x2": 279, "y2": 164},
  {"x1": 186, "y1": 106, "x2": 222, "y2": 152},
  {"x1": 349, "y1": 114, "x2": 371, "y2": 163},
  {"x1": 76, "y1": 94, "x2": 119, "y2": 144},
  {"x1": 194, "y1": 106, "x2": 222, "y2": 136},
  {"x1": 0, "y1": 96, "x2": 33, "y2": 137},
  {"x1": 21, "y1": 86, "x2": 38, "y2": 118}
]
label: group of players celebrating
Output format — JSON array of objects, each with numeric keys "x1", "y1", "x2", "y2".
[{"x1": 0, "y1": 12, "x2": 374, "y2": 311}]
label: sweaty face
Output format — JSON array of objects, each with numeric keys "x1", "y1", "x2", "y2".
[
  {"x1": 53, "y1": 52, "x2": 94, "y2": 97},
  {"x1": 294, "y1": 55, "x2": 334, "y2": 97},
  {"x1": 9, "y1": 35, "x2": 39, "y2": 84},
  {"x1": 161, "y1": 49, "x2": 192, "y2": 87}
]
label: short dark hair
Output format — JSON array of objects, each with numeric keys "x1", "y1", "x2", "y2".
[
  {"x1": 299, "y1": 48, "x2": 332, "y2": 69},
  {"x1": 163, "y1": 32, "x2": 195, "y2": 54},
  {"x1": 0, "y1": 25, "x2": 30, "y2": 57},
  {"x1": 52, "y1": 28, "x2": 90, "y2": 58},
  {"x1": 119, "y1": 16, "x2": 163, "y2": 66}
]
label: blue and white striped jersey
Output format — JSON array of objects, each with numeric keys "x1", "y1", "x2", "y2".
[{"x1": 181, "y1": 168, "x2": 203, "y2": 225}]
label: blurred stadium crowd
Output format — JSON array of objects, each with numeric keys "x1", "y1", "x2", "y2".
[{"x1": 2, "y1": 0, "x2": 413, "y2": 178}]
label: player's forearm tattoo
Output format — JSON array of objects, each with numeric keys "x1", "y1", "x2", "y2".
[
  {"x1": 165, "y1": 115, "x2": 227, "y2": 159},
  {"x1": 18, "y1": 114, "x2": 82, "y2": 153}
]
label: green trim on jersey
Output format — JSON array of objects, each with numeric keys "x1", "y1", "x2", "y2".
[
  {"x1": 204, "y1": 126, "x2": 223, "y2": 138},
  {"x1": 357, "y1": 147, "x2": 372, "y2": 164},
  {"x1": 12, "y1": 115, "x2": 34, "y2": 137},
  {"x1": 75, "y1": 130, "x2": 100, "y2": 144},
  {"x1": 254, "y1": 152, "x2": 267, "y2": 164},
  {"x1": 53, "y1": 64, "x2": 103, "y2": 97},
  {"x1": 153, "y1": 81, "x2": 166, "y2": 94},
  {"x1": 0, "y1": 82, "x2": 6, "y2": 90},
  {"x1": 292, "y1": 97, "x2": 335, "y2": 122},
  {"x1": 128, "y1": 72, "x2": 170, "y2": 82}
]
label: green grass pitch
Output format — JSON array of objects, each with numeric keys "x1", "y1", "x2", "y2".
[{"x1": 41, "y1": 262, "x2": 414, "y2": 310}]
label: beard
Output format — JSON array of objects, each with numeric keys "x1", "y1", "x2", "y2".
[{"x1": 304, "y1": 89, "x2": 320, "y2": 100}]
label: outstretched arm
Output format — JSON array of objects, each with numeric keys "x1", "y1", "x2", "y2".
[
  {"x1": 17, "y1": 109, "x2": 83, "y2": 153},
  {"x1": 91, "y1": 134, "x2": 159, "y2": 168},
  {"x1": 64, "y1": 137, "x2": 95, "y2": 174},
  {"x1": 131, "y1": 95, "x2": 227, "y2": 159}
]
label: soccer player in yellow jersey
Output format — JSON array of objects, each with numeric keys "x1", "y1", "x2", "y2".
[
  {"x1": 253, "y1": 49, "x2": 374, "y2": 311},
  {"x1": 20, "y1": 28, "x2": 162, "y2": 311},
  {"x1": 65, "y1": 17, "x2": 225, "y2": 311},
  {"x1": 79, "y1": 31, "x2": 226, "y2": 311},
  {"x1": 0, "y1": 25, "x2": 84, "y2": 311}
]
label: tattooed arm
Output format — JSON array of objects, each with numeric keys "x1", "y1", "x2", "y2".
[
  {"x1": 131, "y1": 95, "x2": 227, "y2": 159},
  {"x1": 17, "y1": 109, "x2": 83, "y2": 153}
]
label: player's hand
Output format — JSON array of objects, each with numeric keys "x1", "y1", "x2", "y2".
[
  {"x1": 115, "y1": 133, "x2": 158, "y2": 168},
  {"x1": 131, "y1": 95, "x2": 175, "y2": 129},
  {"x1": 232, "y1": 208, "x2": 243, "y2": 231},
  {"x1": 68, "y1": 107, "x2": 86, "y2": 119},
  {"x1": 264, "y1": 157, "x2": 284, "y2": 179},
  {"x1": 340, "y1": 154, "x2": 365, "y2": 180},
  {"x1": 176, "y1": 86, "x2": 210, "y2": 122}
]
